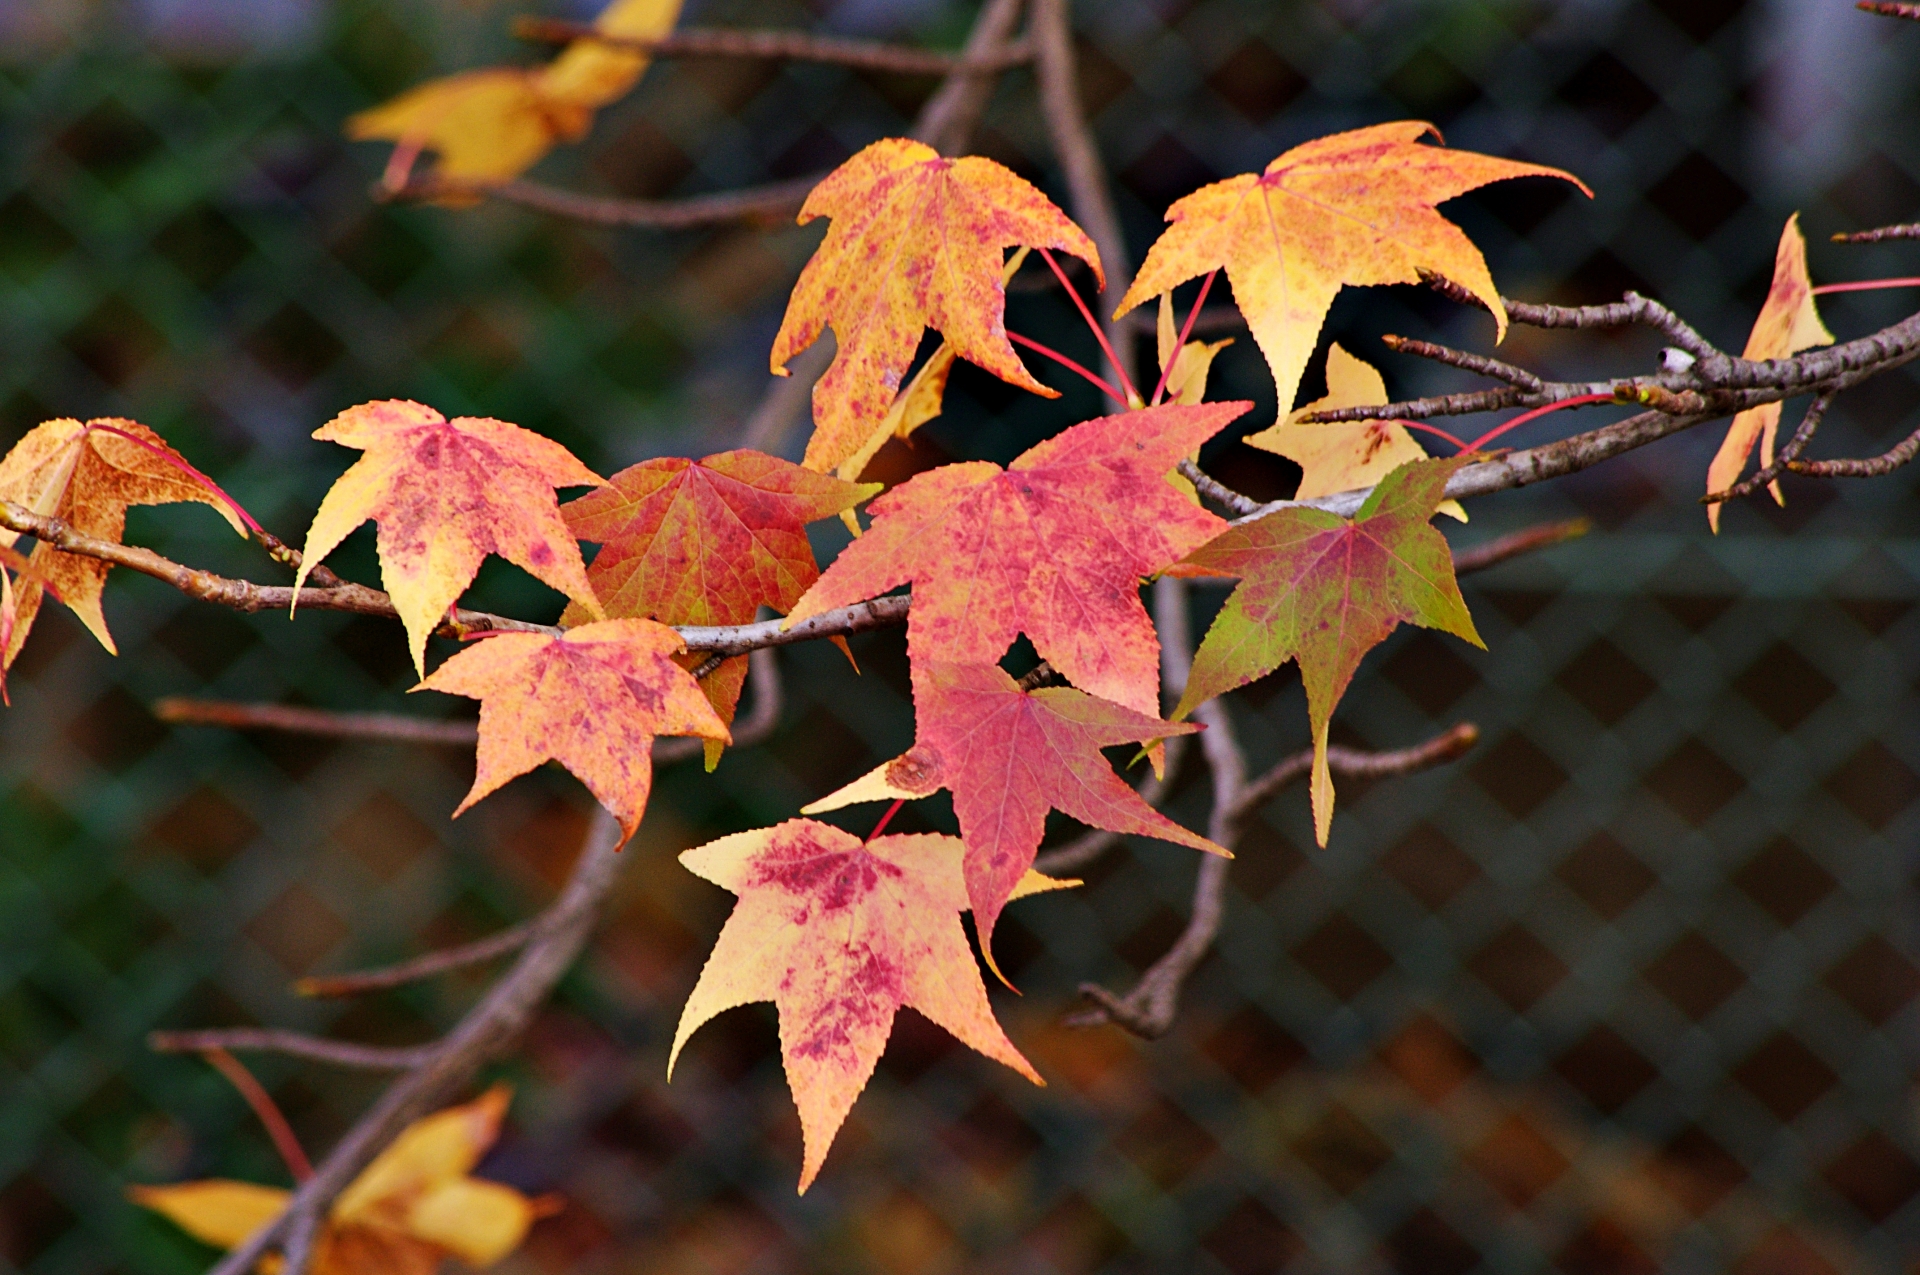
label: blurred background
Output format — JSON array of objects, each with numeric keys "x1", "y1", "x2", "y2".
[{"x1": 2, "y1": 0, "x2": 1918, "y2": 1270}]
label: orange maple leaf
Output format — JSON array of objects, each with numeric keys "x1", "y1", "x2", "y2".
[
  {"x1": 1245, "y1": 342, "x2": 1466, "y2": 520},
  {"x1": 294, "y1": 400, "x2": 605, "y2": 677},
  {"x1": 561, "y1": 450, "x2": 875, "y2": 762},
  {"x1": 1114, "y1": 122, "x2": 1587, "y2": 416},
  {"x1": 771, "y1": 138, "x2": 1101, "y2": 474},
  {"x1": 670, "y1": 819, "x2": 1061, "y2": 1191},
  {"x1": 803, "y1": 662, "x2": 1224, "y2": 975},
  {"x1": 784, "y1": 402, "x2": 1244, "y2": 719},
  {"x1": 415, "y1": 618, "x2": 727, "y2": 838},
  {"x1": 131, "y1": 1087, "x2": 549, "y2": 1275},
  {"x1": 1704, "y1": 213, "x2": 1834, "y2": 531},
  {"x1": 348, "y1": 0, "x2": 682, "y2": 193},
  {"x1": 0, "y1": 417, "x2": 246, "y2": 670}
]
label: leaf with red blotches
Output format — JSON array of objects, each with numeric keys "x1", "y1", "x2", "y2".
[
  {"x1": 1705, "y1": 213, "x2": 1833, "y2": 531},
  {"x1": 415, "y1": 618, "x2": 727, "y2": 838},
  {"x1": 803, "y1": 662, "x2": 1224, "y2": 975},
  {"x1": 1115, "y1": 122, "x2": 1587, "y2": 415},
  {"x1": 1244, "y1": 343, "x2": 1465, "y2": 520},
  {"x1": 670, "y1": 819, "x2": 1056, "y2": 1191},
  {"x1": 131, "y1": 1087, "x2": 550, "y2": 1274},
  {"x1": 771, "y1": 138, "x2": 1101, "y2": 474},
  {"x1": 1175, "y1": 457, "x2": 1481, "y2": 846},
  {"x1": 0, "y1": 417, "x2": 246, "y2": 673},
  {"x1": 561, "y1": 450, "x2": 875, "y2": 761},
  {"x1": 785, "y1": 402, "x2": 1244, "y2": 718},
  {"x1": 295, "y1": 400, "x2": 605, "y2": 677},
  {"x1": 347, "y1": 0, "x2": 682, "y2": 195}
]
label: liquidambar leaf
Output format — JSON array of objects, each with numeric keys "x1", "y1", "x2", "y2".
[
  {"x1": 562, "y1": 450, "x2": 874, "y2": 760},
  {"x1": 803, "y1": 662, "x2": 1223, "y2": 974},
  {"x1": 131, "y1": 1087, "x2": 544, "y2": 1273},
  {"x1": 670, "y1": 819, "x2": 1042, "y2": 1192},
  {"x1": 1176, "y1": 457, "x2": 1481, "y2": 846},
  {"x1": 415, "y1": 618, "x2": 727, "y2": 839},
  {"x1": 1245, "y1": 342, "x2": 1465, "y2": 520},
  {"x1": 347, "y1": 0, "x2": 682, "y2": 191},
  {"x1": 786, "y1": 402, "x2": 1243, "y2": 718},
  {"x1": 1116, "y1": 122, "x2": 1587, "y2": 416},
  {"x1": 0, "y1": 418, "x2": 245, "y2": 670},
  {"x1": 1705, "y1": 213, "x2": 1834, "y2": 531},
  {"x1": 772, "y1": 138, "x2": 1101, "y2": 474},
  {"x1": 1155, "y1": 293, "x2": 1235, "y2": 502},
  {"x1": 295, "y1": 400, "x2": 605, "y2": 677}
]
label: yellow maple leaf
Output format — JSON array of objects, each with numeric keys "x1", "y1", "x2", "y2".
[
  {"x1": 1155, "y1": 292, "x2": 1235, "y2": 502},
  {"x1": 1704, "y1": 213, "x2": 1834, "y2": 531},
  {"x1": 130, "y1": 1087, "x2": 547, "y2": 1274},
  {"x1": 1245, "y1": 343, "x2": 1466, "y2": 520},
  {"x1": 347, "y1": 0, "x2": 682, "y2": 194}
]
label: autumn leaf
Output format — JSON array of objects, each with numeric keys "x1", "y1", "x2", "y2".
[
  {"x1": 131, "y1": 1087, "x2": 548, "y2": 1274},
  {"x1": 562, "y1": 450, "x2": 874, "y2": 762},
  {"x1": 786, "y1": 402, "x2": 1244, "y2": 718},
  {"x1": 348, "y1": 0, "x2": 682, "y2": 193},
  {"x1": 771, "y1": 138, "x2": 1101, "y2": 474},
  {"x1": 415, "y1": 618, "x2": 728, "y2": 838},
  {"x1": 1705, "y1": 213, "x2": 1834, "y2": 531},
  {"x1": 294, "y1": 400, "x2": 605, "y2": 677},
  {"x1": 1115, "y1": 122, "x2": 1587, "y2": 416},
  {"x1": 1155, "y1": 293, "x2": 1235, "y2": 502},
  {"x1": 670, "y1": 819, "x2": 1059, "y2": 1191},
  {"x1": 1176, "y1": 457, "x2": 1481, "y2": 846},
  {"x1": 0, "y1": 417, "x2": 246, "y2": 671},
  {"x1": 1245, "y1": 342, "x2": 1465, "y2": 520},
  {"x1": 803, "y1": 661, "x2": 1223, "y2": 975}
]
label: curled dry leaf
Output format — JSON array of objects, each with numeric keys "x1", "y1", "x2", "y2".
[
  {"x1": 347, "y1": 0, "x2": 682, "y2": 192},
  {"x1": 1245, "y1": 342, "x2": 1466, "y2": 520},
  {"x1": 131, "y1": 1086, "x2": 547, "y2": 1274},
  {"x1": 1705, "y1": 213, "x2": 1834, "y2": 530},
  {"x1": 1116, "y1": 122, "x2": 1587, "y2": 416},
  {"x1": 786, "y1": 402, "x2": 1243, "y2": 718},
  {"x1": 1177, "y1": 457, "x2": 1481, "y2": 846},
  {"x1": 415, "y1": 618, "x2": 728, "y2": 839},
  {"x1": 772, "y1": 138, "x2": 1101, "y2": 474},
  {"x1": 294, "y1": 400, "x2": 604, "y2": 677},
  {"x1": 803, "y1": 662, "x2": 1222, "y2": 976},
  {"x1": 0, "y1": 417, "x2": 246, "y2": 671},
  {"x1": 671, "y1": 820, "x2": 1068, "y2": 1191},
  {"x1": 562, "y1": 450, "x2": 874, "y2": 763}
]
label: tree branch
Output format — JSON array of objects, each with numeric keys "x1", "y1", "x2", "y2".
[
  {"x1": 1834, "y1": 222, "x2": 1920, "y2": 243},
  {"x1": 202, "y1": 808, "x2": 628, "y2": 1275},
  {"x1": 381, "y1": 174, "x2": 820, "y2": 229},
  {"x1": 293, "y1": 924, "x2": 537, "y2": 999},
  {"x1": 1177, "y1": 458, "x2": 1263, "y2": 516},
  {"x1": 148, "y1": 1030, "x2": 431, "y2": 1071},
  {"x1": 1701, "y1": 393, "x2": 1830, "y2": 503},
  {"x1": 511, "y1": 18, "x2": 1032, "y2": 75},
  {"x1": 153, "y1": 698, "x2": 479, "y2": 746},
  {"x1": 1786, "y1": 420, "x2": 1920, "y2": 477},
  {"x1": 1381, "y1": 333, "x2": 1545, "y2": 391},
  {"x1": 1449, "y1": 517, "x2": 1591, "y2": 574}
]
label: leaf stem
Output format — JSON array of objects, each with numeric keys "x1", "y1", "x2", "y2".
[
  {"x1": 1009, "y1": 331, "x2": 1124, "y2": 400},
  {"x1": 1038, "y1": 247, "x2": 1137, "y2": 403},
  {"x1": 1149, "y1": 270, "x2": 1219, "y2": 406},
  {"x1": 201, "y1": 1047, "x2": 314, "y2": 1182},
  {"x1": 83, "y1": 423, "x2": 264, "y2": 536},
  {"x1": 865, "y1": 798, "x2": 906, "y2": 842},
  {"x1": 1465, "y1": 393, "x2": 1616, "y2": 452},
  {"x1": 1811, "y1": 277, "x2": 1920, "y2": 295}
]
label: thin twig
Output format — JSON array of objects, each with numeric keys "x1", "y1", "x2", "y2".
[
  {"x1": 1177, "y1": 458, "x2": 1263, "y2": 516},
  {"x1": 293, "y1": 923, "x2": 538, "y2": 999},
  {"x1": 153, "y1": 698, "x2": 478, "y2": 747},
  {"x1": 382, "y1": 174, "x2": 819, "y2": 228},
  {"x1": 149, "y1": 1030, "x2": 432, "y2": 1071},
  {"x1": 1701, "y1": 394, "x2": 1831, "y2": 503},
  {"x1": 1834, "y1": 222, "x2": 1920, "y2": 243},
  {"x1": 1232, "y1": 722, "x2": 1480, "y2": 820},
  {"x1": 512, "y1": 18, "x2": 1033, "y2": 75},
  {"x1": 1450, "y1": 517, "x2": 1591, "y2": 574},
  {"x1": 1420, "y1": 272, "x2": 1727, "y2": 364},
  {"x1": 1381, "y1": 333, "x2": 1545, "y2": 391},
  {"x1": 1786, "y1": 421, "x2": 1920, "y2": 477}
]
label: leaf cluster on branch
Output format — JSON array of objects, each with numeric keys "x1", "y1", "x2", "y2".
[{"x1": 7, "y1": 0, "x2": 1917, "y2": 1265}]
